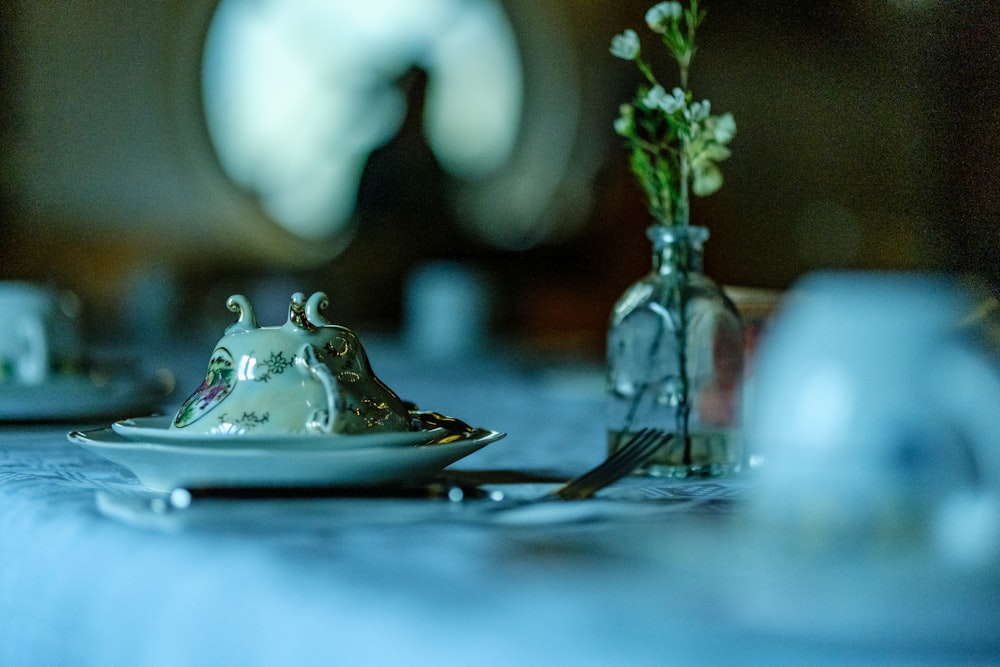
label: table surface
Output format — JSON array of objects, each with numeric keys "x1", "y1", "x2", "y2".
[{"x1": 2, "y1": 342, "x2": 998, "y2": 666}]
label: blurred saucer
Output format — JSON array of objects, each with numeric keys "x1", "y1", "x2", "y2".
[{"x1": 0, "y1": 371, "x2": 171, "y2": 422}]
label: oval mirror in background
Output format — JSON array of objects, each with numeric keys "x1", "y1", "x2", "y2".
[
  {"x1": 198, "y1": 0, "x2": 590, "y2": 252},
  {"x1": 1, "y1": 0, "x2": 605, "y2": 336}
]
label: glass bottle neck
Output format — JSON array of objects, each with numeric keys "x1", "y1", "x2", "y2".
[{"x1": 648, "y1": 225, "x2": 707, "y2": 275}]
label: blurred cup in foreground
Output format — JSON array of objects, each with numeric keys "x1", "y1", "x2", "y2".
[{"x1": 742, "y1": 272, "x2": 1000, "y2": 564}]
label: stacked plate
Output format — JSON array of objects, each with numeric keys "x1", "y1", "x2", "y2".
[{"x1": 0, "y1": 372, "x2": 170, "y2": 422}]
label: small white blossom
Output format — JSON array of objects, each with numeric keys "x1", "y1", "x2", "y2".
[
  {"x1": 645, "y1": 85, "x2": 685, "y2": 113},
  {"x1": 667, "y1": 87, "x2": 686, "y2": 112},
  {"x1": 686, "y1": 99, "x2": 711, "y2": 122},
  {"x1": 691, "y1": 163, "x2": 723, "y2": 196},
  {"x1": 642, "y1": 85, "x2": 668, "y2": 110},
  {"x1": 645, "y1": 2, "x2": 683, "y2": 34},
  {"x1": 696, "y1": 143, "x2": 732, "y2": 163},
  {"x1": 711, "y1": 112, "x2": 736, "y2": 143},
  {"x1": 610, "y1": 29, "x2": 640, "y2": 60},
  {"x1": 614, "y1": 104, "x2": 635, "y2": 136}
]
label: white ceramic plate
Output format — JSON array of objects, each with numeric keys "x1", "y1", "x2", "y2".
[
  {"x1": 69, "y1": 426, "x2": 504, "y2": 491},
  {"x1": 0, "y1": 373, "x2": 170, "y2": 422},
  {"x1": 112, "y1": 415, "x2": 447, "y2": 451}
]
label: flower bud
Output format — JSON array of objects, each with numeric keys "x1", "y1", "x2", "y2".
[
  {"x1": 610, "y1": 29, "x2": 640, "y2": 60},
  {"x1": 645, "y1": 2, "x2": 683, "y2": 34}
]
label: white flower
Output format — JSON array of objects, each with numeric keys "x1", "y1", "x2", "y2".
[
  {"x1": 614, "y1": 104, "x2": 635, "y2": 136},
  {"x1": 695, "y1": 143, "x2": 732, "y2": 163},
  {"x1": 688, "y1": 137, "x2": 732, "y2": 197},
  {"x1": 642, "y1": 85, "x2": 668, "y2": 110},
  {"x1": 645, "y1": 2, "x2": 683, "y2": 34},
  {"x1": 665, "y1": 87, "x2": 686, "y2": 113},
  {"x1": 644, "y1": 85, "x2": 685, "y2": 113},
  {"x1": 686, "y1": 99, "x2": 711, "y2": 122},
  {"x1": 711, "y1": 112, "x2": 736, "y2": 143},
  {"x1": 691, "y1": 162, "x2": 723, "y2": 196},
  {"x1": 610, "y1": 29, "x2": 640, "y2": 60}
]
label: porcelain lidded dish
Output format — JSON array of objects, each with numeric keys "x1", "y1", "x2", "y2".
[{"x1": 172, "y1": 291, "x2": 413, "y2": 436}]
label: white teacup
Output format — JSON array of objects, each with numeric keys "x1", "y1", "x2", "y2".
[
  {"x1": 743, "y1": 272, "x2": 1000, "y2": 563},
  {"x1": 171, "y1": 291, "x2": 413, "y2": 436},
  {"x1": 0, "y1": 282, "x2": 81, "y2": 385}
]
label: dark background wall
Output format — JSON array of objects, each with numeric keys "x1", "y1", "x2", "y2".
[{"x1": 1, "y1": 0, "x2": 996, "y2": 355}]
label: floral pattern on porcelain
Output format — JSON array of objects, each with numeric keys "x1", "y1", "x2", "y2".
[
  {"x1": 213, "y1": 410, "x2": 271, "y2": 434},
  {"x1": 171, "y1": 292, "x2": 413, "y2": 437},
  {"x1": 174, "y1": 349, "x2": 236, "y2": 427}
]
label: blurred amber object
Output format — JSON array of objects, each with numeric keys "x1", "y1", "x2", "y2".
[{"x1": 723, "y1": 285, "x2": 784, "y2": 362}]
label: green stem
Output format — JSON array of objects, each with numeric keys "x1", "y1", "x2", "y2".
[
  {"x1": 676, "y1": 149, "x2": 690, "y2": 227},
  {"x1": 675, "y1": 276, "x2": 692, "y2": 465},
  {"x1": 636, "y1": 58, "x2": 658, "y2": 88}
]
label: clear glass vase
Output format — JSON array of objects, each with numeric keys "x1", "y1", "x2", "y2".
[{"x1": 606, "y1": 225, "x2": 744, "y2": 478}]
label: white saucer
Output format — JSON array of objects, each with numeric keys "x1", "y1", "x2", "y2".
[
  {"x1": 0, "y1": 373, "x2": 170, "y2": 422},
  {"x1": 69, "y1": 425, "x2": 504, "y2": 491},
  {"x1": 112, "y1": 415, "x2": 447, "y2": 451}
]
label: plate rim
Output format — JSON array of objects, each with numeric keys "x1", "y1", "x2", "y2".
[
  {"x1": 68, "y1": 425, "x2": 506, "y2": 490},
  {"x1": 71, "y1": 425, "x2": 506, "y2": 456},
  {"x1": 111, "y1": 414, "x2": 448, "y2": 450}
]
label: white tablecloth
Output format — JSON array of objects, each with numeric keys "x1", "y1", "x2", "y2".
[{"x1": 2, "y1": 346, "x2": 997, "y2": 666}]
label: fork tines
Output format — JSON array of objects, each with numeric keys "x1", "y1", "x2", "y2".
[{"x1": 551, "y1": 428, "x2": 672, "y2": 500}]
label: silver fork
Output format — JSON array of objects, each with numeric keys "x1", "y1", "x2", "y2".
[
  {"x1": 547, "y1": 428, "x2": 673, "y2": 500},
  {"x1": 154, "y1": 426, "x2": 673, "y2": 510},
  {"x1": 414, "y1": 411, "x2": 673, "y2": 500}
]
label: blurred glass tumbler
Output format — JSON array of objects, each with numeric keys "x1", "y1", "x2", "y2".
[
  {"x1": 0, "y1": 282, "x2": 82, "y2": 385},
  {"x1": 743, "y1": 272, "x2": 1000, "y2": 560},
  {"x1": 404, "y1": 262, "x2": 489, "y2": 360}
]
